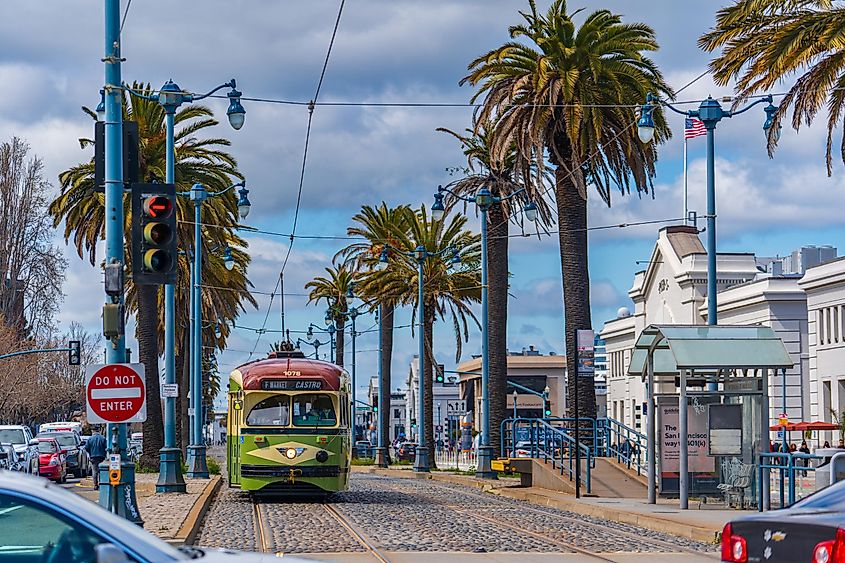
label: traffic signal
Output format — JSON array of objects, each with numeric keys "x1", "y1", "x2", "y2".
[
  {"x1": 544, "y1": 397, "x2": 552, "y2": 417},
  {"x1": 372, "y1": 396, "x2": 379, "y2": 413},
  {"x1": 68, "y1": 340, "x2": 81, "y2": 366},
  {"x1": 435, "y1": 364, "x2": 444, "y2": 384},
  {"x1": 131, "y1": 183, "x2": 177, "y2": 285}
]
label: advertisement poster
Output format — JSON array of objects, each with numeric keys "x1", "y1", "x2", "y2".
[
  {"x1": 576, "y1": 329, "x2": 595, "y2": 378},
  {"x1": 660, "y1": 404, "x2": 715, "y2": 473}
]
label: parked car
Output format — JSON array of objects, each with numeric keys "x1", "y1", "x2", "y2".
[
  {"x1": 721, "y1": 476, "x2": 845, "y2": 562},
  {"x1": 354, "y1": 440, "x2": 373, "y2": 459},
  {"x1": 509, "y1": 441, "x2": 533, "y2": 458},
  {"x1": 0, "y1": 443, "x2": 16, "y2": 471},
  {"x1": 0, "y1": 425, "x2": 39, "y2": 474},
  {"x1": 38, "y1": 421, "x2": 82, "y2": 434},
  {"x1": 36, "y1": 431, "x2": 88, "y2": 478},
  {"x1": 36, "y1": 438, "x2": 67, "y2": 483},
  {"x1": 396, "y1": 442, "x2": 417, "y2": 462},
  {"x1": 0, "y1": 470, "x2": 309, "y2": 562}
]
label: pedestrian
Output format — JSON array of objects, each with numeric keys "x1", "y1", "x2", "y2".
[
  {"x1": 799, "y1": 440, "x2": 811, "y2": 475},
  {"x1": 824, "y1": 440, "x2": 831, "y2": 449},
  {"x1": 839, "y1": 438, "x2": 845, "y2": 449},
  {"x1": 84, "y1": 427, "x2": 107, "y2": 490}
]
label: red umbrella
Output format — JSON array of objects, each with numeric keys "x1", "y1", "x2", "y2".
[
  {"x1": 769, "y1": 423, "x2": 801, "y2": 431},
  {"x1": 794, "y1": 421, "x2": 839, "y2": 431}
]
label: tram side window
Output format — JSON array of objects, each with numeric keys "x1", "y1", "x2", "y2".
[
  {"x1": 246, "y1": 396, "x2": 290, "y2": 426},
  {"x1": 292, "y1": 394, "x2": 337, "y2": 427}
]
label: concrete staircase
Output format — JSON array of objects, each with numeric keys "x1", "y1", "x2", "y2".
[{"x1": 514, "y1": 457, "x2": 648, "y2": 498}]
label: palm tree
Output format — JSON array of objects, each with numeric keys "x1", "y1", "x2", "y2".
[
  {"x1": 336, "y1": 203, "x2": 412, "y2": 461},
  {"x1": 50, "y1": 83, "x2": 256, "y2": 467},
  {"x1": 438, "y1": 122, "x2": 553, "y2": 455},
  {"x1": 382, "y1": 205, "x2": 481, "y2": 464},
  {"x1": 305, "y1": 264, "x2": 357, "y2": 367},
  {"x1": 463, "y1": 0, "x2": 672, "y2": 419},
  {"x1": 699, "y1": 0, "x2": 845, "y2": 174}
]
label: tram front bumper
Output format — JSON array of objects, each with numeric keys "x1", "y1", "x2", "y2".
[{"x1": 241, "y1": 464, "x2": 343, "y2": 478}]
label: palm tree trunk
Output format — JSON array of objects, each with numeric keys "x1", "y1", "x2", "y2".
[
  {"x1": 136, "y1": 285, "x2": 164, "y2": 470},
  {"x1": 487, "y1": 202, "x2": 509, "y2": 456},
  {"x1": 380, "y1": 303, "x2": 394, "y2": 461},
  {"x1": 424, "y1": 304, "x2": 436, "y2": 467},
  {"x1": 335, "y1": 318, "x2": 346, "y2": 367},
  {"x1": 555, "y1": 167, "x2": 597, "y2": 421}
]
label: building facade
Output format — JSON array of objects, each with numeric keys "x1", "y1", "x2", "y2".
[{"x1": 405, "y1": 356, "x2": 461, "y2": 442}]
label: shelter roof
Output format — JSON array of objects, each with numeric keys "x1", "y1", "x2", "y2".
[{"x1": 628, "y1": 324, "x2": 793, "y2": 378}]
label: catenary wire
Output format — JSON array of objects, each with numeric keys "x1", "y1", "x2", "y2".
[{"x1": 119, "y1": 0, "x2": 133, "y2": 34}]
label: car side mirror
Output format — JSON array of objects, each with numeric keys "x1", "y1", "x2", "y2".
[
  {"x1": 29, "y1": 439, "x2": 38, "y2": 447},
  {"x1": 95, "y1": 543, "x2": 130, "y2": 563},
  {"x1": 60, "y1": 449, "x2": 68, "y2": 456}
]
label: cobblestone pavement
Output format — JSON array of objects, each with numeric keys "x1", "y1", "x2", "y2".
[{"x1": 197, "y1": 472, "x2": 719, "y2": 560}]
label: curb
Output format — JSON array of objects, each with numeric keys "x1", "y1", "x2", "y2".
[
  {"x1": 370, "y1": 467, "x2": 719, "y2": 544},
  {"x1": 171, "y1": 475, "x2": 222, "y2": 546}
]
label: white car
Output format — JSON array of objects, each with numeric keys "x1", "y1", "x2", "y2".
[
  {"x1": 0, "y1": 471, "x2": 313, "y2": 562},
  {"x1": 0, "y1": 425, "x2": 39, "y2": 474}
]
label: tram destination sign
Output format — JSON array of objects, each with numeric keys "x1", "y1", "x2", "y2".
[{"x1": 261, "y1": 379, "x2": 323, "y2": 391}]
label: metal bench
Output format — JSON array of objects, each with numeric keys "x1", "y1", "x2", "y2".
[{"x1": 718, "y1": 457, "x2": 755, "y2": 509}]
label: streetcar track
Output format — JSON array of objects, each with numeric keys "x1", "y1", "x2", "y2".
[
  {"x1": 322, "y1": 502, "x2": 392, "y2": 563},
  {"x1": 252, "y1": 499, "x2": 270, "y2": 554}
]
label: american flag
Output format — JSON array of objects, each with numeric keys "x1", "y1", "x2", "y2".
[{"x1": 684, "y1": 117, "x2": 706, "y2": 140}]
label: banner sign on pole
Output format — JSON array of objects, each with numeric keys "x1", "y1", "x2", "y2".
[
  {"x1": 85, "y1": 364, "x2": 147, "y2": 424},
  {"x1": 160, "y1": 383, "x2": 178, "y2": 398},
  {"x1": 576, "y1": 329, "x2": 595, "y2": 378}
]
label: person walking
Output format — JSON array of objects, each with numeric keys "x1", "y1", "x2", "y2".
[{"x1": 84, "y1": 428, "x2": 107, "y2": 490}]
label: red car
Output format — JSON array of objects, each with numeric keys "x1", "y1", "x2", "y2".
[{"x1": 36, "y1": 437, "x2": 67, "y2": 483}]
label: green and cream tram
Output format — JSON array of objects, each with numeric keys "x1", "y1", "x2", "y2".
[{"x1": 227, "y1": 349, "x2": 351, "y2": 495}]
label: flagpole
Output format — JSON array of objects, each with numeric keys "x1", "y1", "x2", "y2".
[{"x1": 683, "y1": 135, "x2": 689, "y2": 225}]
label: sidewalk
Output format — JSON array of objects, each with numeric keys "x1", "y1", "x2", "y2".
[
  {"x1": 73, "y1": 473, "x2": 221, "y2": 544},
  {"x1": 368, "y1": 467, "x2": 741, "y2": 544}
]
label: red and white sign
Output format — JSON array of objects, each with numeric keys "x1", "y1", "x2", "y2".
[{"x1": 85, "y1": 364, "x2": 147, "y2": 424}]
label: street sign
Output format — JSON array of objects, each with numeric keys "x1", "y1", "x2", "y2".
[
  {"x1": 778, "y1": 413, "x2": 789, "y2": 426},
  {"x1": 576, "y1": 329, "x2": 595, "y2": 378},
  {"x1": 85, "y1": 364, "x2": 147, "y2": 424},
  {"x1": 446, "y1": 400, "x2": 466, "y2": 416},
  {"x1": 160, "y1": 383, "x2": 178, "y2": 398}
]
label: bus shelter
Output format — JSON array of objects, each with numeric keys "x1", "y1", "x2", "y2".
[{"x1": 629, "y1": 325, "x2": 793, "y2": 509}]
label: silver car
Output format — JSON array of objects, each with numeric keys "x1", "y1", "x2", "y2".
[
  {"x1": 0, "y1": 471, "x2": 312, "y2": 562},
  {"x1": 0, "y1": 425, "x2": 38, "y2": 474}
]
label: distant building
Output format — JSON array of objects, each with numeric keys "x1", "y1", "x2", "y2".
[
  {"x1": 594, "y1": 336, "x2": 608, "y2": 418},
  {"x1": 405, "y1": 356, "x2": 460, "y2": 442},
  {"x1": 760, "y1": 245, "x2": 837, "y2": 276},
  {"x1": 456, "y1": 346, "x2": 567, "y2": 431},
  {"x1": 366, "y1": 377, "x2": 409, "y2": 443}
]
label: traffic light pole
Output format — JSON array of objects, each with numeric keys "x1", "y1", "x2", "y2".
[
  {"x1": 187, "y1": 184, "x2": 209, "y2": 478},
  {"x1": 101, "y1": 0, "x2": 141, "y2": 524},
  {"x1": 157, "y1": 108, "x2": 186, "y2": 493}
]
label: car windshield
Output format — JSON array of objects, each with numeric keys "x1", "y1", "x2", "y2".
[
  {"x1": 37, "y1": 441, "x2": 57, "y2": 454},
  {"x1": 0, "y1": 429, "x2": 24, "y2": 444},
  {"x1": 292, "y1": 394, "x2": 337, "y2": 427},
  {"x1": 247, "y1": 395, "x2": 290, "y2": 426},
  {"x1": 792, "y1": 477, "x2": 845, "y2": 510},
  {"x1": 51, "y1": 434, "x2": 77, "y2": 448}
]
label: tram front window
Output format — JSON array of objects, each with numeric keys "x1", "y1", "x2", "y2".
[
  {"x1": 292, "y1": 394, "x2": 337, "y2": 427},
  {"x1": 247, "y1": 395, "x2": 290, "y2": 426}
]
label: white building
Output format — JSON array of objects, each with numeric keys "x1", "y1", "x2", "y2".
[
  {"x1": 601, "y1": 225, "x2": 812, "y2": 431},
  {"x1": 405, "y1": 356, "x2": 461, "y2": 441},
  {"x1": 366, "y1": 376, "x2": 409, "y2": 443},
  {"x1": 594, "y1": 336, "x2": 608, "y2": 418}
]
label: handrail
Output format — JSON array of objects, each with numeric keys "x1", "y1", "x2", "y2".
[
  {"x1": 758, "y1": 451, "x2": 824, "y2": 511},
  {"x1": 601, "y1": 417, "x2": 648, "y2": 475},
  {"x1": 501, "y1": 417, "x2": 592, "y2": 494}
]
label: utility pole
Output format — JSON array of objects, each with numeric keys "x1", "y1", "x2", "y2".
[{"x1": 280, "y1": 271, "x2": 285, "y2": 336}]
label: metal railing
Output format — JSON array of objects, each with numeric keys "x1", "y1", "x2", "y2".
[
  {"x1": 599, "y1": 417, "x2": 648, "y2": 475},
  {"x1": 501, "y1": 417, "x2": 592, "y2": 493},
  {"x1": 434, "y1": 450, "x2": 476, "y2": 472},
  {"x1": 757, "y1": 452, "x2": 824, "y2": 511}
]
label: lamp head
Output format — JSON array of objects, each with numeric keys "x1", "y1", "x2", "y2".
[
  {"x1": 543, "y1": 385, "x2": 551, "y2": 397},
  {"x1": 376, "y1": 247, "x2": 389, "y2": 270},
  {"x1": 763, "y1": 102, "x2": 781, "y2": 142},
  {"x1": 236, "y1": 186, "x2": 251, "y2": 220},
  {"x1": 346, "y1": 284, "x2": 355, "y2": 299},
  {"x1": 449, "y1": 248, "x2": 461, "y2": 267},
  {"x1": 414, "y1": 245, "x2": 427, "y2": 262},
  {"x1": 96, "y1": 89, "x2": 106, "y2": 122},
  {"x1": 222, "y1": 246, "x2": 235, "y2": 271},
  {"x1": 306, "y1": 326, "x2": 314, "y2": 342},
  {"x1": 431, "y1": 188, "x2": 445, "y2": 222},
  {"x1": 157, "y1": 80, "x2": 183, "y2": 111},
  {"x1": 637, "y1": 102, "x2": 656, "y2": 144},
  {"x1": 325, "y1": 310, "x2": 333, "y2": 326},
  {"x1": 214, "y1": 323, "x2": 223, "y2": 337},
  {"x1": 524, "y1": 201, "x2": 538, "y2": 223},
  {"x1": 227, "y1": 86, "x2": 246, "y2": 130}
]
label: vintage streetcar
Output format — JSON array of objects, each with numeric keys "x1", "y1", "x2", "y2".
[{"x1": 226, "y1": 348, "x2": 352, "y2": 496}]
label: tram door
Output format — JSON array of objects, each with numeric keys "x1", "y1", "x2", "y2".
[{"x1": 228, "y1": 391, "x2": 243, "y2": 486}]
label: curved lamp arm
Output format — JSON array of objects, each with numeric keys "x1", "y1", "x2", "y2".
[
  {"x1": 189, "y1": 79, "x2": 238, "y2": 102},
  {"x1": 728, "y1": 94, "x2": 774, "y2": 117}
]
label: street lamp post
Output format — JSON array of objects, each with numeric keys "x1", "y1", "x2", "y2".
[
  {"x1": 432, "y1": 185, "x2": 537, "y2": 479},
  {"x1": 512, "y1": 390, "x2": 518, "y2": 420},
  {"x1": 379, "y1": 243, "x2": 461, "y2": 473},
  {"x1": 297, "y1": 337, "x2": 328, "y2": 359},
  {"x1": 637, "y1": 93, "x2": 777, "y2": 327},
  {"x1": 186, "y1": 182, "x2": 250, "y2": 479},
  {"x1": 308, "y1": 324, "x2": 336, "y2": 361},
  {"x1": 375, "y1": 303, "x2": 389, "y2": 468},
  {"x1": 437, "y1": 402, "x2": 442, "y2": 442},
  {"x1": 126, "y1": 78, "x2": 245, "y2": 491}
]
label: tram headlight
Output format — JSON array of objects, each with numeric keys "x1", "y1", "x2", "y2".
[
  {"x1": 316, "y1": 450, "x2": 329, "y2": 463},
  {"x1": 285, "y1": 448, "x2": 298, "y2": 459}
]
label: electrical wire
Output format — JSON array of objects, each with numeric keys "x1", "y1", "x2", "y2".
[
  {"x1": 119, "y1": 0, "x2": 133, "y2": 34},
  {"x1": 247, "y1": 0, "x2": 346, "y2": 360}
]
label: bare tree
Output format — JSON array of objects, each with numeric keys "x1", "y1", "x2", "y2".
[{"x1": 0, "y1": 138, "x2": 66, "y2": 341}]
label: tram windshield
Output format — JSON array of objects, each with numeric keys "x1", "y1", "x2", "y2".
[
  {"x1": 246, "y1": 395, "x2": 290, "y2": 426},
  {"x1": 292, "y1": 394, "x2": 337, "y2": 427}
]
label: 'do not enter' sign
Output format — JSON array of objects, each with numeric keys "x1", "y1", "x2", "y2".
[{"x1": 85, "y1": 364, "x2": 147, "y2": 424}]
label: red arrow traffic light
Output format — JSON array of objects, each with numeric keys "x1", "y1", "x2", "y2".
[{"x1": 143, "y1": 195, "x2": 173, "y2": 219}]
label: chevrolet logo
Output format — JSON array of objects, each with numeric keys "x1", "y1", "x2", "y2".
[{"x1": 771, "y1": 531, "x2": 786, "y2": 542}]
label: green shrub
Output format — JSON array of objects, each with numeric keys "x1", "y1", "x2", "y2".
[
  {"x1": 351, "y1": 457, "x2": 374, "y2": 466},
  {"x1": 206, "y1": 457, "x2": 221, "y2": 475}
]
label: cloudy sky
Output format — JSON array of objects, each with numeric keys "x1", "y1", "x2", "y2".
[{"x1": 5, "y1": 1, "x2": 843, "y2": 402}]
